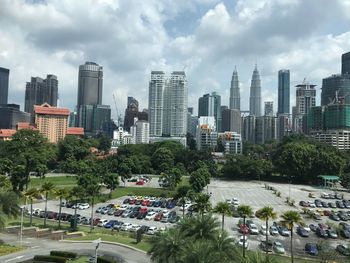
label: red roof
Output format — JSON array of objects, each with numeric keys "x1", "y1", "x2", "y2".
[
  {"x1": 34, "y1": 104, "x2": 70, "y2": 116},
  {"x1": 67, "y1": 127, "x2": 84, "y2": 136},
  {"x1": 0, "y1": 129, "x2": 16, "y2": 137}
]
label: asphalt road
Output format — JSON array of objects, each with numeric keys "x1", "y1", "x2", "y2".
[{"x1": 0, "y1": 233, "x2": 150, "y2": 263}]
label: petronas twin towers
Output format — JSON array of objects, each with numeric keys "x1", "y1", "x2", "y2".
[{"x1": 229, "y1": 65, "x2": 262, "y2": 117}]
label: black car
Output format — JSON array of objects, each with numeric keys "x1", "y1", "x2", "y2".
[
  {"x1": 297, "y1": 227, "x2": 309, "y2": 237},
  {"x1": 160, "y1": 200, "x2": 167, "y2": 208},
  {"x1": 339, "y1": 222, "x2": 350, "y2": 230},
  {"x1": 309, "y1": 224, "x2": 318, "y2": 232},
  {"x1": 315, "y1": 199, "x2": 322, "y2": 207},
  {"x1": 139, "y1": 225, "x2": 150, "y2": 234},
  {"x1": 336, "y1": 245, "x2": 350, "y2": 256},
  {"x1": 338, "y1": 212, "x2": 349, "y2": 221},
  {"x1": 123, "y1": 198, "x2": 130, "y2": 204},
  {"x1": 336, "y1": 201, "x2": 345, "y2": 209},
  {"x1": 321, "y1": 201, "x2": 328, "y2": 208},
  {"x1": 137, "y1": 211, "x2": 147, "y2": 219},
  {"x1": 330, "y1": 213, "x2": 340, "y2": 221},
  {"x1": 260, "y1": 241, "x2": 273, "y2": 252},
  {"x1": 340, "y1": 229, "x2": 350, "y2": 239},
  {"x1": 129, "y1": 211, "x2": 139, "y2": 218},
  {"x1": 316, "y1": 227, "x2": 328, "y2": 238},
  {"x1": 328, "y1": 202, "x2": 336, "y2": 208},
  {"x1": 169, "y1": 215, "x2": 180, "y2": 223}
]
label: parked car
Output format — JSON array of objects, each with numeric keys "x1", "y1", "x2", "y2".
[
  {"x1": 277, "y1": 226, "x2": 289, "y2": 236},
  {"x1": 340, "y1": 229, "x2": 350, "y2": 239},
  {"x1": 260, "y1": 240, "x2": 273, "y2": 252},
  {"x1": 114, "y1": 209, "x2": 124, "y2": 217},
  {"x1": 305, "y1": 243, "x2": 318, "y2": 256},
  {"x1": 123, "y1": 198, "x2": 130, "y2": 204},
  {"x1": 130, "y1": 224, "x2": 141, "y2": 232},
  {"x1": 273, "y1": 241, "x2": 285, "y2": 254},
  {"x1": 139, "y1": 225, "x2": 150, "y2": 234},
  {"x1": 269, "y1": 226, "x2": 279, "y2": 236},
  {"x1": 260, "y1": 225, "x2": 267, "y2": 235},
  {"x1": 238, "y1": 236, "x2": 248, "y2": 248},
  {"x1": 327, "y1": 229, "x2": 338, "y2": 239},
  {"x1": 328, "y1": 202, "x2": 337, "y2": 208},
  {"x1": 137, "y1": 211, "x2": 147, "y2": 219},
  {"x1": 122, "y1": 210, "x2": 133, "y2": 218},
  {"x1": 97, "y1": 219, "x2": 109, "y2": 227},
  {"x1": 336, "y1": 201, "x2": 345, "y2": 209},
  {"x1": 316, "y1": 227, "x2": 328, "y2": 238},
  {"x1": 240, "y1": 224, "x2": 249, "y2": 234},
  {"x1": 104, "y1": 220, "x2": 118, "y2": 229},
  {"x1": 112, "y1": 221, "x2": 123, "y2": 230},
  {"x1": 154, "y1": 212, "x2": 163, "y2": 221},
  {"x1": 321, "y1": 201, "x2": 328, "y2": 208},
  {"x1": 169, "y1": 215, "x2": 180, "y2": 223},
  {"x1": 249, "y1": 224, "x2": 259, "y2": 235},
  {"x1": 121, "y1": 223, "x2": 133, "y2": 231},
  {"x1": 297, "y1": 227, "x2": 309, "y2": 237},
  {"x1": 330, "y1": 213, "x2": 340, "y2": 221},
  {"x1": 336, "y1": 245, "x2": 350, "y2": 256},
  {"x1": 136, "y1": 180, "x2": 144, "y2": 185},
  {"x1": 146, "y1": 226, "x2": 158, "y2": 235}
]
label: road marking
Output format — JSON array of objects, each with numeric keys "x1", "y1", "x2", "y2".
[{"x1": 4, "y1": 256, "x2": 24, "y2": 262}]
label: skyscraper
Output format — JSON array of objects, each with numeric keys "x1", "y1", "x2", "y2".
[
  {"x1": 123, "y1": 96, "x2": 148, "y2": 132},
  {"x1": 0, "y1": 67, "x2": 9, "y2": 105},
  {"x1": 249, "y1": 65, "x2": 262, "y2": 117},
  {"x1": 198, "y1": 92, "x2": 221, "y2": 132},
  {"x1": 148, "y1": 71, "x2": 165, "y2": 137},
  {"x1": 24, "y1": 75, "x2": 58, "y2": 116},
  {"x1": 342, "y1": 51, "x2": 350, "y2": 75},
  {"x1": 278, "y1": 69, "x2": 290, "y2": 114},
  {"x1": 221, "y1": 109, "x2": 241, "y2": 134},
  {"x1": 229, "y1": 67, "x2": 240, "y2": 110},
  {"x1": 264, "y1": 101, "x2": 273, "y2": 117},
  {"x1": 77, "y1": 62, "x2": 103, "y2": 107}
]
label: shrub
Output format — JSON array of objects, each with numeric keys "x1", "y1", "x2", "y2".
[
  {"x1": 97, "y1": 257, "x2": 117, "y2": 263},
  {"x1": 50, "y1": 251, "x2": 77, "y2": 259},
  {"x1": 33, "y1": 255, "x2": 66, "y2": 263}
]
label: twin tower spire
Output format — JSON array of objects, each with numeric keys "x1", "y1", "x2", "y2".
[{"x1": 229, "y1": 65, "x2": 262, "y2": 117}]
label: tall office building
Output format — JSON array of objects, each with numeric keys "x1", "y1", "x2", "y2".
[
  {"x1": 78, "y1": 104, "x2": 111, "y2": 136},
  {"x1": 77, "y1": 62, "x2": 103, "y2": 107},
  {"x1": 0, "y1": 104, "x2": 30, "y2": 129},
  {"x1": 24, "y1": 75, "x2": 58, "y2": 116},
  {"x1": 243, "y1": 115, "x2": 256, "y2": 143},
  {"x1": 277, "y1": 69, "x2": 290, "y2": 114},
  {"x1": 198, "y1": 92, "x2": 221, "y2": 132},
  {"x1": 294, "y1": 80, "x2": 316, "y2": 133},
  {"x1": 229, "y1": 67, "x2": 240, "y2": 110},
  {"x1": 264, "y1": 101, "x2": 273, "y2": 117},
  {"x1": 342, "y1": 51, "x2": 350, "y2": 75},
  {"x1": 255, "y1": 116, "x2": 277, "y2": 144},
  {"x1": 148, "y1": 71, "x2": 165, "y2": 137},
  {"x1": 0, "y1": 67, "x2": 9, "y2": 105},
  {"x1": 221, "y1": 109, "x2": 241, "y2": 134},
  {"x1": 123, "y1": 96, "x2": 148, "y2": 132},
  {"x1": 130, "y1": 118, "x2": 150, "y2": 144},
  {"x1": 249, "y1": 65, "x2": 262, "y2": 117}
]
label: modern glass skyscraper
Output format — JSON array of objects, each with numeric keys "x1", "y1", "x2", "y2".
[
  {"x1": 77, "y1": 62, "x2": 103, "y2": 107},
  {"x1": 0, "y1": 67, "x2": 9, "y2": 106},
  {"x1": 229, "y1": 67, "x2": 240, "y2": 110},
  {"x1": 148, "y1": 71, "x2": 165, "y2": 137},
  {"x1": 342, "y1": 51, "x2": 350, "y2": 75},
  {"x1": 198, "y1": 92, "x2": 222, "y2": 132},
  {"x1": 249, "y1": 65, "x2": 262, "y2": 117},
  {"x1": 278, "y1": 69, "x2": 290, "y2": 114},
  {"x1": 321, "y1": 74, "x2": 350, "y2": 105}
]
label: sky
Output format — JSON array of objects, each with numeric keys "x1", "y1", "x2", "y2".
[{"x1": 1, "y1": 0, "x2": 350, "y2": 119}]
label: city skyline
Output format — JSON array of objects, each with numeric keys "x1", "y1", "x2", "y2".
[{"x1": 1, "y1": 1, "x2": 350, "y2": 117}]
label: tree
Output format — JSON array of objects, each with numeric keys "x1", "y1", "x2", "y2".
[
  {"x1": 237, "y1": 205, "x2": 254, "y2": 258},
  {"x1": 40, "y1": 182, "x2": 56, "y2": 228},
  {"x1": 151, "y1": 147, "x2": 174, "y2": 174},
  {"x1": 68, "y1": 186, "x2": 85, "y2": 231},
  {"x1": 280, "y1": 210, "x2": 303, "y2": 263},
  {"x1": 214, "y1": 202, "x2": 232, "y2": 232},
  {"x1": 255, "y1": 206, "x2": 277, "y2": 258},
  {"x1": 159, "y1": 167, "x2": 183, "y2": 190},
  {"x1": 194, "y1": 193, "x2": 212, "y2": 215},
  {"x1": 148, "y1": 227, "x2": 186, "y2": 263},
  {"x1": 54, "y1": 188, "x2": 68, "y2": 229},
  {"x1": 173, "y1": 185, "x2": 192, "y2": 218},
  {"x1": 24, "y1": 188, "x2": 40, "y2": 227},
  {"x1": 0, "y1": 191, "x2": 19, "y2": 230},
  {"x1": 96, "y1": 134, "x2": 111, "y2": 153},
  {"x1": 189, "y1": 166, "x2": 211, "y2": 193}
]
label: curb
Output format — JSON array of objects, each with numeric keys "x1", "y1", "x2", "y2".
[{"x1": 59, "y1": 239, "x2": 147, "y2": 254}]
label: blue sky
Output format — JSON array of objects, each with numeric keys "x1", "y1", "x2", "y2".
[{"x1": 1, "y1": 0, "x2": 350, "y2": 117}]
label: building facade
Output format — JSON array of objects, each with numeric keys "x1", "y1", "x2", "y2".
[
  {"x1": 24, "y1": 75, "x2": 58, "y2": 116},
  {"x1": 218, "y1": 131, "x2": 242, "y2": 154},
  {"x1": 148, "y1": 71, "x2": 165, "y2": 137},
  {"x1": 255, "y1": 116, "x2": 277, "y2": 144},
  {"x1": 221, "y1": 108, "x2": 241, "y2": 134},
  {"x1": 243, "y1": 115, "x2": 256, "y2": 143},
  {"x1": 249, "y1": 65, "x2": 262, "y2": 117},
  {"x1": 123, "y1": 96, "x2": 148, "y2": 132},
  {"x1": 321, "y1": 74, "x2": 350, "y2": 106},
  {"x1": 196, "y1": 116, "x2": 217, "y2": 150},
  {"x1": 0, "y1": 104, "x2": 30, "y2": 129},
  {"x1": 198, "y1": 92, "x2": 221, "y2": 132},
  {"x1": 0, "y1": 67, "x2": 9, "y2": 105},
  {"x1": 342, "y1": 51, "x2": 350, "y2": 75},
  {"x1": 78, "y1": 104, "x2": 111, "y2": 136},
  {"x1": 264, "y1": 101, "x2": 274, "y2": 117},
  {"x1": 229, "y1": 67, "x2": 240, "y2": 110},
  {"x1": 130, "y1": 119, "x2": 149, "y2": 144},
  {"x1": 277, "y1": 69, "x2": 290, "y2": 114}
]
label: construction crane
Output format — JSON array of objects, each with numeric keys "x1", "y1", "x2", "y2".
[{"x1": 112, "y1": 93, "x2": 123, "y2": 128}]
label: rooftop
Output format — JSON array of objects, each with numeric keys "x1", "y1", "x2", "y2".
[{"x1": 34, "y1": 103, "x2": 70, "y2": 116}]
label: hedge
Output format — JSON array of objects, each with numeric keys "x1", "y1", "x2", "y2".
[
  {"x1": 97, "y1": 257, "x2": 117, "y2": 263},
  {"x1": 50, "y1": 251, "x2": 77, "y2": 259},
  {"x1": 33, "y1": 255, "x2": 66, "y2": 263}
]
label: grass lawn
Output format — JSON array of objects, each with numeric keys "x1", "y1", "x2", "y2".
[
  {"x1": 71, "y1": 256, "x2": 89, "y2": 262},
  {"x1": 0, "y1": 244, "x2": 23, "y2": 256},
  {"x1": 70, "y1": 233, "x2": 151, "y2": 252},
  {"x1": 29, "y1": 176, "x2": 77, "y2": 188},
  {"x1": 271, "y1": 254, "x2": 319, "y2": 263}
]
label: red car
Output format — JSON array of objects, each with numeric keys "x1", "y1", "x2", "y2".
[
  {"x1": 141, "y1": 200, "x2": 150, "y2": 206},
  {"x1": 93, "y1": 218, "x2": 101, "y2": 226},
  {"x1": 136, "y1": 180, "x2": 145, "y2": 185},
  {"x1": 139, "y1": 207, "x2": 148, "y2": 213},
  {"x1": 129, "y1": 199, "x2": 136, "y2": 205},
  {"x1": 154, "y1": 212, "x2": 163, "y2": 221},
  {"x1": 323, "y1": 210, "x2": 331, "y2": 216},
  {"x1": 240, "y1": 224, "x2": 249, "y2": 234}
]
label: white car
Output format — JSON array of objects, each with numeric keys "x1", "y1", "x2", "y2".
[
  {"x1": 249, "y1": 224, "x2": 259, "y2": 235},
  {"x1": 121, "y1": 223, "x2": 133, "y2": 231},
  {"x1": 238, "y1": 236, "x2": 248, "y2": 248},
  {"x1": 78, "y1": 203, "x2": 90, "y2": 210},
  {"x1": 130, "y1": 224, "x2": 141, "y2": 232},
  {"x1": 273, "y1": 241, "x2": 285, "y2": 254},
  {"x1": 162, "y1": 210, "x2": 170, "y2": 217},
  {"x1": 307, "y1": 201, "x2": 316, "y2": 208},
  {"x1": 146, "y1": 226, "x2": 158, "y2": 235},
  {"x1": 299, "y1": 225, "x2": 310, "y2": 232},
  {"x1": 260, "y1": 225, "x2": 267, "y2": 235},
  {"x1": 145, "y1": 211, "x2": 156, "y2": 220},
  {"x1": 180, "y1": 204, "x2": 192, "y2": 211},
  {"x1": 97, "y1": 219, "x2": 109, "y2": 227},
  {"x1": 269, "y1": 226, "x2": 279, "y2": 235},
  {"x1": 120, "y1": 204, "x2": 128, "y2": 209}
]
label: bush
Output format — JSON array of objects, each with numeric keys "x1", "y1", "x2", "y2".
[
  {"x1": 33, "y1": 255, "x2": 66, "y2": 263},
  {"x1": 50, "y1": 251, "x2": 77, "y2": 259},
  {"x1": 97, "y1": 257, "x2": 117, "y2": 263}
]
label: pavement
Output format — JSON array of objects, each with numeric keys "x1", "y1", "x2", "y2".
[{"x1": 0, "y1": 233, "x2": 150, "y2": 263}]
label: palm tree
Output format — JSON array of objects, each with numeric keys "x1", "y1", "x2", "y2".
[
  {"x1": 178, "y1": 213, "x2": 220, "y2": 241},
  {"x1": 237, "y1": 205, "x2": 254, "y2": 258},
  {"x1": 148, "y1": 227, "x2": 186, "y2": 263},
  {"x1": 244, "y1": 251, "x2": 279, "y2": 263},
  {"x1": 40, "y1": 182, "x2": 55, "y2": 228},
  {"x1": 0, "y1": 191, "x2": 19, "y2": 230},
  {"x1": 23, "y1": 188, "x2": 40, "y2": 226},
  {"x1": 214, "y1": 202, "x2": 232, "y2": 232},
  {"x1": 255, "y1": 206, "x2": 277, "y2": 258},
  {"x1": 54, "y1": 188, "x2": 68, "y2": 229},
  {"x1": 194, "y1": 193, "x2": 211, "y2": 215},
  {"x1": 181, "y1": 240, "x2": 216, "y2": 263},
  {"x1": 174, "y1": 185, "x2": 191, "y2": 218},
  {"x1": 280, "y1": 210, "x2": 303, "y2": 263},
  {"x1": 211, "y1": 231, "x2": 239, "y2": 262}
]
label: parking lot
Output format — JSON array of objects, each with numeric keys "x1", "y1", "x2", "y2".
[{"x1": 27, "y1": 179, "x2": 350, "y2": 258}]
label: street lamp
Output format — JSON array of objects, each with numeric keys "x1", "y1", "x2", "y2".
[{"x1": 92, "y1": 238, "x2": 101, "y2": 263}]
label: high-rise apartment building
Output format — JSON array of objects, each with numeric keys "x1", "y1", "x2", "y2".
[
  {"x1": 0, "y1": 67, "x2": 9, "y2": 105},
  {"x1": 293, "y1": 80, "x2": 316, "y2": 133},
  {"x1": 243, "y1": 115, "x2": 256, "y2": 143},
  {"x1": 130, "y1": 118, "x2": 149, "y2": 144},
  {"x1": 229, "y1": 67, "x2": 240, "y2": 110},
  {"x1": 277, "y1": 69, "x2": 290, "y2": 114},
  {"x1": 342, "y1": 51, "x2": 350, "y2": 75},
  {"x1": 255, "y1": 116, "x2": 277, "y2": 144},
  {"x1": 148, "y1": 71, "x2": 187, "y2": 138},
  {"x1": 198, "y1": 92, "x2": 221, "y2": 132},
  {"x1": 196, "y1": 116, "x2": 217, "y2": 150},
  {"x1": 77, "y1": 62, "x2": 103, "y2": 107},
  {"x1": 264, "y1": 101, "x2": 274, "y2": 117},
  {"x1": 24, "y1": 75, "x2": 58, "y2": 116},
  {"x1": 218, "y1": 132, "x2": 242, "y2": 154},
  {"x1": 249, "y1": 65, "x2": 262, "y2": 117},
  {"x1": 149, "y1": 71, "x2": 165, "y2": 137}
]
